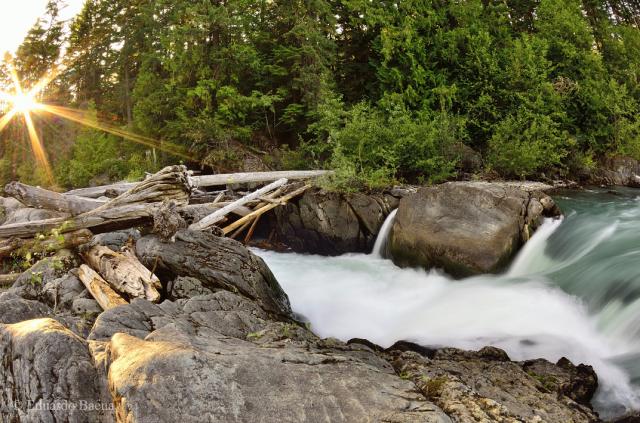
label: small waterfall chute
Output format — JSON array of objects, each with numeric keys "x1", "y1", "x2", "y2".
[{"x1": 371, "y1": 209, "x2": 397, "y2": 258}]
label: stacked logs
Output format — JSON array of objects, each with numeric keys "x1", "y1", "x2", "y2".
[{"x1": 0, "y1": 166, "x2": 329, "y2": 307}]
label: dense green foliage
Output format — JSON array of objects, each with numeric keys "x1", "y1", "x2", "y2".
[{"x1": 1, "y1": 0, "x2": 640, "y2": 189}]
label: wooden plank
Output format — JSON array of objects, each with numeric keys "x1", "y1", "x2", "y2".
[
  {"x1": 189, "y1": 178, "x2": 288, "y2": 231},
  {"x1": 77, "y1": 264, "x2": 128, "y2": 311}
]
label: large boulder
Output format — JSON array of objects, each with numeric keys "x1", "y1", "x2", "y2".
[
  {"x1": 593, "y1": 156, "x2": 640, "y2": 187},
  {"x1": 271, "y1": 188, "x2": 407, "y2": 255},
  {"x1": 89, "y1": 294, "x2": 451, "y2": 423},
  {"x1": 0, "y1": 318, "x2": 114, "y2": 422},
  {"x1": 389, "y1": 181, "x2": 560, "y2": 277},
  {"x1": 135, "y1": 229, "x2": 292, "y2": 317},
  {"x1": 388, "y1": 344, "x2": 599, "y2": 422}
]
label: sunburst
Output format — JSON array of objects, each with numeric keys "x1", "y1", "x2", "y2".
[{"x1": 0, "y1": 55, "x2": 193, "y2": 186}]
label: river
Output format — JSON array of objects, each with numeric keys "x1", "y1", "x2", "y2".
[{"x1": 254, "y1": 187, "x2": 640, "y2": 419}]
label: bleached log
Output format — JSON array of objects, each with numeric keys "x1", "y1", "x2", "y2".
[
  {"x1": 222, "y1": 185, "x2": 311, "y2": 234},
  {"x1": 194, "y1": 170, "x2": 331, "y2": 188},
  {"x1": 77, "y1": 264, "x2": 128, "y2": 310},
  {"x1": 189, "y1": 178, "x2": 288, "y2": 231},
  {"x1": 0, "y1": 166, "x2": 192, "y2": 239},
  {"x1": 82, "y1": 245, "x2": 161, "y2": 302},
  {"x1": 0, "y1": 273, "x2": 19, "y2": 287},
  {"x1": 66, "y1": 170, "x2": 330, "y2": 198},
  {"x1": 0, "y1": 229, "x2": 92, "y2": 258},
  {"x1": 4, "y1": 182, "x2": 106, "y2": 215}
]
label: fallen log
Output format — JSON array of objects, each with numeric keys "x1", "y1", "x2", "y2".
[
  {"x1": 82, "y1": 245, "x2": 161, "y2": 302},
  {"x1": 222, "y1": 185, "x2": 311, "y2": 235},
  {"x1": 0, "y1": 273, "x2": 19, "y2": 287},
  {"x1": 77, "y1": 264, "x2": 128, "y2": 310},
  {"x1": 189, "y1": 178, "x2": 288, "y2": 231},
  {"x1": 66, "y1": 170, "x2": 330, "y2": 198},
  {"x1": 0, "y1": 229, "x2": 93, "y2": 258},
  {"x1": 0, "y1": 166, "x2": 192, "y2": 240},
  {"x1": 4, "y1": 182, "x2": 106, "y2": 215}
]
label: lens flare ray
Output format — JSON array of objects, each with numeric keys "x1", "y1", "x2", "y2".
[{"x1": 0, "y1": 54, "x2": 188, "y2": 186}]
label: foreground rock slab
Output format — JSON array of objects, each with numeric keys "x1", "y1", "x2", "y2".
[
  {"x1": 0, "y1": 318, "x2": 114, "y2": 422},
  {"x1": 389, "y1": 181, "x2": 560, "y2": 277}
]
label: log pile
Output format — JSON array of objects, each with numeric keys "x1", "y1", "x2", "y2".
[{"x1": 0, "y1": 167, "x2": 328, "y2": 306}]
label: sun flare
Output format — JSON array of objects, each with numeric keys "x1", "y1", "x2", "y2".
[{"x1": 10, "y1": 92, "x2": 39, "y2": 114}]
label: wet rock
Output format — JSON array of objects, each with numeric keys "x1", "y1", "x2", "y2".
[
  {"x1": 136, "y1": 230, "x2": 291, "y2": 317},
  {"x1": 0, "y1": 318, "x2": 114, "y2": 422},
  {"x1": 389, "y1": 181, "x2": 560, "y2": 277},
  {"x1": 523, "y1": 357, "x2": 598, "y2": 407},
  {"x1": 594, "y1": 156, "x2": 640, "y2": 187},
  {"x1": 272, "y1": 188, "x2": 404, "y2": 255},
  {"x1": 388, "y1": 345, "x2": 599, "y2": 423}
]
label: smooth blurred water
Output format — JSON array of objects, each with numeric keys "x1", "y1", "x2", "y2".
[{"x1": 253, "y1": 187, "x2": 640, "y2": 418}]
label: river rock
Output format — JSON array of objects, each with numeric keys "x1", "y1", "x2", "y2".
[
  {"x1": 593, "y1": 156, "x2": 640, "y2": 187},
  {"x1": 0, "y1": 318, "x2": 114, "y2": 422},
  {"x1": 389, "y1": 181, "x2": 560, "y2": 277},
  {"x1": 272, "y1": 188, "x2": 406, "y2": 255},
  {"x1": 89, "y1": 294, "x2": 451, "y2": 423},
  {"x1": 135, "y1": 229, "x2": 292, "y2": 317},
  {"x1": 0, "y1": 292, "x2": 52, "y2": 324},
  {"x1": 388, "y1": 344, "x2": 599, "y2": 422}
]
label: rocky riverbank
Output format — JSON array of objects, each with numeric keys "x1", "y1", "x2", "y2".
[
  {"x1": 1, "y1": 172, "x2": 638, "y2": 422},
  {"x1": 0, "y1": 227, "x2": 605, "y2": 422}
]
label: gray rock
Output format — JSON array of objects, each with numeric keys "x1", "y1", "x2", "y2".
[
  {"x1": 388, "y1": 345, "x2": 599, "y2": 422},
  {"x1": 594, "y1": 156, "x2": 640, "y2": 187},
  {"x1": 389, "y1": 181, "x2": 560, "y2": 277},
  {"x1": 0, "y1": 318, "x2": 114, "y2": 422},
  {"x1": 168, "y1": 276, "x2": 214, "y2": 299},
  {"x1": 136, "y1": 230, "x2": 291, "y2": 317},
  {"x1": 0, "y1": 292, "x2": 51, "y2": 324},
  {"x1": 72, "y1": 298, "x2": 103, "y2": 316},
  {"x1": 85, "y1": 229, "x2": 141, "y2": 251},
  {"x1": 273, "y1": 188, "x2": 402, "y2": 255},
  {"x1": 9, "y1": 252, "x2": 77, "y2": 301},
  {"x1": 90, "y1": 295, "x2": 450, "y2": 423},
  {"x1": 42, "y1": 272, "x2": 87, "y2": 311},
  {"x1": 0, "y1": 196, "x2": 24, "y2": 225}
]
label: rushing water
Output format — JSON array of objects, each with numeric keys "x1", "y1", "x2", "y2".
[{"x1": 253, "y1": 187, "x2": 640, "y2": 418}]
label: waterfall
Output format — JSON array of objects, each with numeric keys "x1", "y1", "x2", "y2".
[{"x1": 371, "y1": 209, "x2": 398, "y2": 258}]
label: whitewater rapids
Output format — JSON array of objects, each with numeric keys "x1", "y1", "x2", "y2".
[{"x1": 253, "y1": 187, "x2": 640, "y2": 418}]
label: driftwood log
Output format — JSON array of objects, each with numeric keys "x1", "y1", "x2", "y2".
[
  {"x1": 4, "y1": 182, "x2": 106, "y2": 215},
  {"x1": 65, "y1": 170, "x2": 330, "y2": 198},
  {"x1": 0, "y1": 166, "x2": 192, "y2": 239},
  {"x1": 223, "y1": 185, "x2": 311, "y2": 235},
  {"x1": 0, "y1": 229, "x2": 93, "y2": 258},
  {"x1": 77, "y1": 264, "x2": 128, "y2": 310},
  {"x1": 189, "y1": 178, "x2": 288, "y2": 231},
  {"x1": 0, "y1": 273, "x2": 19, "y2": 287},
  {"x1": 82, "y1": 245, "x2": 161, "y2": 302}
]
